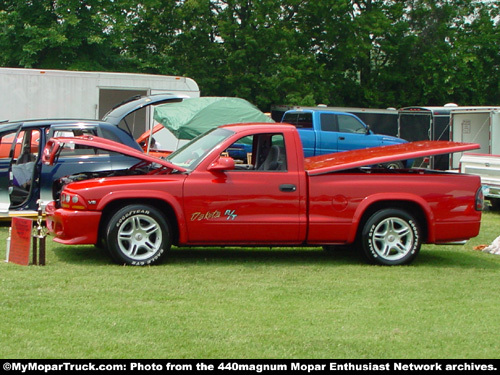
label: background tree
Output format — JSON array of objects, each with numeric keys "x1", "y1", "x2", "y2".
[
  {"x1": 0, "y1": 0, "x2": 498, "y2": 110},
  {"x1": 0, "y1": 0, "x2": 123, "y2": 70}
]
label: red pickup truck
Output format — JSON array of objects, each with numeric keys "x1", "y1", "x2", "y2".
[{"x1": 44, "y1": 123, "x2": 484, "y2": 266}]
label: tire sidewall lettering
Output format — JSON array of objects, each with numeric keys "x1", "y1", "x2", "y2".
[
  {"x1": 115, "y1": 209, "x2": 151, "y2": 229},
  {"x1": 130, "y1": 246, "x2": 165, "y2": 266}
]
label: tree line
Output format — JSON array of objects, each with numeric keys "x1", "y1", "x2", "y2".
[{"x1": 0, "y1": 0, "x2": 498, "y2": 111}]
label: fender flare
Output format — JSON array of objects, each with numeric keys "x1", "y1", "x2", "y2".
[
  {"x1": 347, "y1": 193, "x2": 436, "y2": 243},
  {"x1": 96, "y1": 190, "x2": 188, "y2": 244}
]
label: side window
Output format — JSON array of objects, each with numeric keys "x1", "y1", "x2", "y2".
[
  {"x1": 283, "y1": 113, "x2": 313, "y2": 129},
  {"x1": 338, "y1": 115, "x2": 366, "y2": 133},
  {"x1": 100, "y1": 127, "x2": 123, "y2": 143},
  {"x1": 12, "y1": 129, "x2": 40, "y2": 164},
  {"x1": 51, "y1": 128, "x2": 108, "y2": 157},
  {"x1": 224, "y1": 133, "x2": 287, "y2": 171},
  {"x1": 320, "y1": 113, "x2": 337, "y2": 132},
  {"x1": 224, "y1": 135, "x2": 253, "y2": 166}
]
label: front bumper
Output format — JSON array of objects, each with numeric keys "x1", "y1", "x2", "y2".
[{"x1": 45, "y1": 201, "x2": 101, "y2": 245}]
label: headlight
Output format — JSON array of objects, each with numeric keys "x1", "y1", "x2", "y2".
[{"x1": 60, "y1": 192, "x2": 87, "y2": 210}]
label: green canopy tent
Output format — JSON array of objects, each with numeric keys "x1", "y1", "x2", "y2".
[{"x1": 153, "y1": 97, "x2": 274, "y2": 144}]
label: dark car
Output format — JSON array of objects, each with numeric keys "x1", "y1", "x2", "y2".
[{"x1": 0, "y1": 94, "x2": 185, "y2": 217}]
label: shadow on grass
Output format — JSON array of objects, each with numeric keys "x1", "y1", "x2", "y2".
[
  {"x1": 52, "y1": 243, "x2": 500, "y2": 269},
  {"x1": 167, "y1": 246, "x2": 366, "y2": 266},
  {"x1": 52, "y1": 244, "x2": 364, "y2": 266}
]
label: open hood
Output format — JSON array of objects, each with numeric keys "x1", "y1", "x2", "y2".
[
  {"x1": 305, "y1": 141, "x2": 480, "y2": 175},
  {"x1": 42, "y1": 135, "x2": 186, "y2": 172}
]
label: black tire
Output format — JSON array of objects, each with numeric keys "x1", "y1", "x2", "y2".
[
  {"x1": 105, "y1": 204, "x2": 171, "y2": 266},
  {"x1": 361, "y1": 208, "x2": 421, "y2": 265}
]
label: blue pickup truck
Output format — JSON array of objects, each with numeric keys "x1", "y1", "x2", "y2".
[{"x1": 282, "y1": 108, "x2": 408, "y2": 158}]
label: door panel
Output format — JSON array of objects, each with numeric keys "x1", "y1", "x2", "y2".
[
  {"x1": 182, "y1": 133, "x2": 303, "y2": 245},
  {"x1": 183, "y1": 170, "x2": 302, "y2": 244},
  {"x1": 316, "y1": 113, "x2": 338, "y2": 155}
]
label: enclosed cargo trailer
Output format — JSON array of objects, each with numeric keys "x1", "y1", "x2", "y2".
[
  {"x1": 451, "y1": 108, "x2": 500, "y2": 208},
  {"x1": 0, "y1": 67, "x2": 200, "y2": 138}
]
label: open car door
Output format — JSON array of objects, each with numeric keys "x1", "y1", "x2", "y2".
[{"x1": 0, "y1": 123, "x2": 22, "y2": 214}]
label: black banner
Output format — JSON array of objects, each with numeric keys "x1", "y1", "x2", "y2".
[{"x1": 2, "y1": 360, "x2": 498, "y2": 374}]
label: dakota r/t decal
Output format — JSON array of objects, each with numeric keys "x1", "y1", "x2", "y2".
[{"x1": 190, "y1": 209, "x2": 238, "y2": 221}]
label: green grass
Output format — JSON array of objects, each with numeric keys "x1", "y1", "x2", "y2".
[{"x1": 1, "y1": 211, "x2": 499, "y2": 359}]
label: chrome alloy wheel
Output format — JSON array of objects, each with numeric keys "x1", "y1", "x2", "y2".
[
  {"x1": 370, "y1": 216, "x2": 414, "y2": 261},
  {"x1": 116, "y1": 214, "x2": 163, "y2": 261}
]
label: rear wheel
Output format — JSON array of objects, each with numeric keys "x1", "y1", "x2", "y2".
[
  {"x1": 361, "y1": 208, "x2": 421, "y2": 265},
  {"x1": 106, "y1": 204, "x2": 171, "y2": 265}
]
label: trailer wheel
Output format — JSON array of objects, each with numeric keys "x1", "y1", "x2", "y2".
[
  {"x1": 361, "y1": 208, "x2": 421, "y2": 265},
  {"x1": 106, "y1": 204, "x2": 171, "y2": 266}
]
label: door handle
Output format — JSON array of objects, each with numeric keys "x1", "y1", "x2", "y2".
[
  {"x1": 339, "y1": 136, "x2": 345, "y2": 140},
  {"x1": 280, "y1": 184, "x2": 297, "y2": 192}
]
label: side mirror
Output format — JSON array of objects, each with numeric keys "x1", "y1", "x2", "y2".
[
  {"x1": 208, "y1": 157, "x2": 235, "y2": 172},
  {"x1": 365, "y1": 125, "x2": 372, "y2": 135}
]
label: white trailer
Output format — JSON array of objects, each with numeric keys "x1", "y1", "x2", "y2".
[
  {"x1": 0, "y1": 67, "x2": 200, "y2": 138},
  {"x1": 450, "y1": 108, "x2": 500, "y2": 168},
  {"x1": 450, "y1": 108, "x2": 500, "y2": 209}
]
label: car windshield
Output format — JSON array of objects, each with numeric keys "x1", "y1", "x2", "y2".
[{"x1": 166, "y1": 128, "x2": 234, "y2": 171}]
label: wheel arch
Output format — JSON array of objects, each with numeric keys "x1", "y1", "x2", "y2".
[
  {"x1": 351, "y1": 198, "x2": 431, "y2": 244},
  {"x1": 98, "y1": 198, "x2": 182, "y2": 246}
]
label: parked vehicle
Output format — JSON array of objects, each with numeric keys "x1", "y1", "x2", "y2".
[
  {"x1": 0, "y1": 94, "x2": 185, "y2": 217},
  {"x1": 460, "y1": 153, "x2": 500, "y2": 209},
  {"x1": 281, "y1": 108, "x2": 409, "y2": 168},
  {"x1": 44, "y1": 123, "x2": 483, "y2": 266},
  {"x1": 448, "y1": 108, "x2": 500, "y2": 209},
  {"x1": 271, "y1": 104, "x2": 399, "y2": 137}
]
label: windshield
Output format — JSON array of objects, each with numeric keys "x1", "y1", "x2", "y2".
[{"x1": 167, "y1": 128, "x2": 234, "y2": 170}]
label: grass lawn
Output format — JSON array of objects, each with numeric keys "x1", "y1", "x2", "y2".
[{"x1": 1, "y1": 211, "x2": 499, "y2": 359}]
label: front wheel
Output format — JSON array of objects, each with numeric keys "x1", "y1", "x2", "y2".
[
  {"x1": 106, "y1": 204, "x2": 171, "y2": 266},
  {"x1": 361, "y1": 208, "x2": 421, "y2": 265}
]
